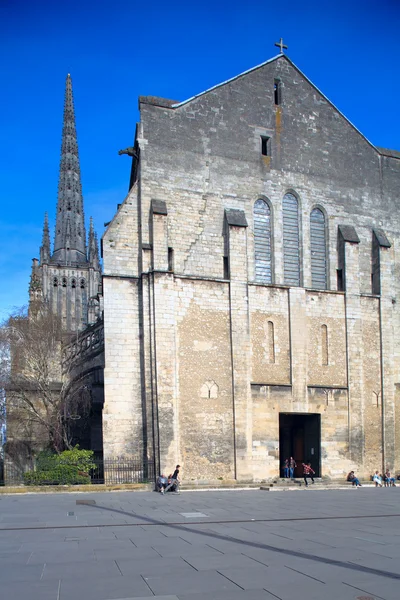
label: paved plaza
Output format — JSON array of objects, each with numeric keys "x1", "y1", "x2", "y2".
[{"x1": 0, "y1": 487, "x2": 400, "y2": 599}]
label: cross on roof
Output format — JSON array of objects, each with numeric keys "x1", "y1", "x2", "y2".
[{"x1": 274, "y1": 38, "x2": 288, "y2": 54}]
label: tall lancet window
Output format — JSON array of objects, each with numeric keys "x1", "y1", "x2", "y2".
[
  {"x1": 321, "y1": 324, "x2": 329, "y2": 366},
  {"x1": 283, "y1": 192, "x2": 300, "y2": 286},
  {"x1": 310, "y1": 208, "x2": 328, "y2": 290},
  {"x1": 254, "y1": 198, "x2": 273, "y2": 283}
]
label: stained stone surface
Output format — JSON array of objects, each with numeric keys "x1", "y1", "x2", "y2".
[{"x1": 0, "y1": 488, "x2": 399, "y2": 599}]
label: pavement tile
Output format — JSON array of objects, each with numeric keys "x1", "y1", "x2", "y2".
[
  {"x1": 143, "y1": 570, "x2": 240, "y2": 596},
  {"x1": 42, "y1": 558, "x2": 122, "y2": 580},
  {"x1": 116, "y1": 556, "x2": 195, "y2": 577},
  {"x1": 0, "y1": 579, "x2": 60, "y2": 600},
  {"x1": 59, "y1": 574, "x2": 153, "y2": 599}
]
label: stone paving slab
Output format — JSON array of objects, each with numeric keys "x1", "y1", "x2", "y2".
[{"x1": 1, "y1": 488, "x2": 400, "y2": 599}]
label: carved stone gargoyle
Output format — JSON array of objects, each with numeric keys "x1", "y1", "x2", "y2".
[{"x1": 118, "y1": 147, "x2": 138, "y2": 158}]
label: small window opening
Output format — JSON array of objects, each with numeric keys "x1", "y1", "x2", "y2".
[
  {"x1": 168, "y1": 247, "x2": 174, "y2": 272},
  {"x1": 223, "y1": 256, "x2": 230, "y2": 279},
  {"x1": 62, "y1": 277, "x2": 67, "y2": 288},
  {"x1": 53, "y1": 277, "x2": 58, "y2": 288},
  {"x1": 80, "y1": 279, "x2": 85, "y2": 289},
  {"x1": 71, "y1": 279, "x2": 76, "y2": 289},
  {"x1": 261, "y1": 136, "x2": 270, "y2": 157},
  {"x1": 274, "y1": 79, "x2": 282, "y2": 105},
  {"x1": 337, "y1": 269, "x2": 344, "y2": 291}
]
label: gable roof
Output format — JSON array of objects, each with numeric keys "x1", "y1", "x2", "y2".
[{"x1": 140, "y1": 54, "x2": 399, "y2": 156}]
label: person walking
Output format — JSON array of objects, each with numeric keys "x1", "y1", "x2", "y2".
[
  {"x1": 289, "y1": 456, "x2": 296, "y2": 479},
  {"x1": 283, "y1": 458, "x2": 289, "y2": 478},
  {"x1": 302, "y1": 462, "x2": 315, "y2": 487},
  {"x1": 164, "y1": 464, "x2": 181, "y2": 493}
]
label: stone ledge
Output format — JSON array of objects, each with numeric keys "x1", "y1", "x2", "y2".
[{"x1": 0, "y1": 483, "x2": 153, "y2": 495}]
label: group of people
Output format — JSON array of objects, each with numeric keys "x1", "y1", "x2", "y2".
[
  {"x1": 156, "y1": 464, "x2": 181, "y2": 494},
  {"x1": 282, "y1": 457, "x2": 297, "y2": 479},
  {"x1": 283, "y1": 457, "x2": 316, "y2": 487},
  {"x1": 347, "y1": 468, "x2": 397, "y2": 487},
  {"x1": 372, "y1": 469, "x2": 396, "y2": 487}
]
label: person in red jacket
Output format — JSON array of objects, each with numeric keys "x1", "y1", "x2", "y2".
[{"x1": 302, "y1": 462, "x2": 315, "y2": 487}]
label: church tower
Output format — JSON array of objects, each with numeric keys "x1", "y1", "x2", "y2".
[{"x1": 29, "y1": 74, "x2": 102, "y2": 333}]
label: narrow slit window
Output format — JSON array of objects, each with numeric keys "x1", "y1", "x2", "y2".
[
  {"x1": 268, "y1": 321, "x2": 275, "y2": 364},
  {"x1": 321, "y1": 324, "x2": 329, "y2": 366},
  {"x1": 274, "y1": 79, "x2": 282, "y2": 105},
  {"x1": 168, "y1": 247, "x2": 174, "y2": 272},
  {"x1": 261, "y1": 136, "x2": 270, "y2": 156}
]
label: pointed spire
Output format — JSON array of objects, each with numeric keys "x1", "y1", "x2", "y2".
[
  {"x1": 88, "y1": 216, "x2": 101, "y2": 271},
  {"x1": 40, "y1": 212, "x2": 51, "y2": 264},
  {"x1": 52, "y1": 73, "x2": 87, "y2": 265}
]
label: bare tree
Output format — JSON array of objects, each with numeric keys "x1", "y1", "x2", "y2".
[{"x1": 0, "y1": 304, "x2": 91, "y2": 455}]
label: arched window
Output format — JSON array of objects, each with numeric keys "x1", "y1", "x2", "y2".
[
  {"x1": 53, "y1": 277, "x2": 58, "y2": 288},
  {"x1": 71, "y1": 278, "x2": 76, "y2": 289},
  {"x1": 80, "y1": 278, "x2": 86, "y2": 290},
  {"x1": 283, "y1": 192, "x2": 300, "y2": 286},
  {"x1": 62, "y1": 277, "x2": 67, "y2": 288},
  {"x1": 310, "y1": 208, "x2": 327, "y2": 290},
  {"x1": 254, "y1": 198, "x2": 272, "y2": 283}
]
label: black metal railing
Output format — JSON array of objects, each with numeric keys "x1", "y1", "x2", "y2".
[
  {"x1": 0, "y1": 459, "x2": 34, "y2": 486},
  {"x1": 0, "y1": 457, "x2": 155, "y2": 487},
  {"x1": 91, "y1": 458, "x2": 155, "y2": 485}
]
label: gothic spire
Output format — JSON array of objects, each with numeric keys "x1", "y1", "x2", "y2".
[
  {"x1": 88, "y1": 217, "x2": 101, "y2": 271},
  {"x1": 52, "y1": 73, "x2": 87, "y2": 265},
  {"x1": 40, "y1": 212, "x2": 51, "y2": 264}
]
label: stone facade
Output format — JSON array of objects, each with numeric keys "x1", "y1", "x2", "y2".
[{"x1": 102, "y1": 54, "x2": 400, "y2": 481}]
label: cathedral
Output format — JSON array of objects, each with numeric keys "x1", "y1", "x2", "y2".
[
  {"x1": 29, "y1": 51, "x2": 400, "y2": 482},
  {"x1": 29, "y1": 74, "x2": 102, "y2": 332}
]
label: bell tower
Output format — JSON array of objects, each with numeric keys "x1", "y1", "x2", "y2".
[{"x1": 29, "y1": 74, "x2": 102, "y2": 332}]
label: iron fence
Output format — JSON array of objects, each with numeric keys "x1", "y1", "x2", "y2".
[
  {"x1": 0, "y1": 458, "x2": 33, "y2": 486},
  {"x1": 91, "y1": 458, "x2": 155, "y2": 485},
  {"x1": 0, "y1": 457, "x2": 155, "y2": 487}
]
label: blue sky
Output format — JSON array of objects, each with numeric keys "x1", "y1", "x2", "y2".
[{"x1": 1, "y1": 0, "x2": 399, "y2": 318}]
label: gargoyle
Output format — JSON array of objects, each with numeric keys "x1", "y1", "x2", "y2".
[{"x1": 118, "y1": 147, "x2": 137, "y2": 158}]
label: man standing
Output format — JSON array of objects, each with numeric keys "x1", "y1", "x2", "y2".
[
  {"x1": 302, "y1": 462, "x2": 315, "y2": 487},
  {"x1": 289, "y1": 456, "x2": 296, "y2": 479},
  {"x1": 283, "y1": 458, "x2": 289, "y2": 478},
  {"x1": 165, "y1": 464, "x2": 181, "y2": 493}
]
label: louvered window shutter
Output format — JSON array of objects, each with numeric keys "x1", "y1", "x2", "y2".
[
  {"x1": 254, "y1": 199, "x2": 272, "y2": 283},
  {"x1": 310, "y1": 208, "x2": 327, "y2": 289},
  {"x1": 283, "y1": 193, "x2": 300, "y2": 286}
]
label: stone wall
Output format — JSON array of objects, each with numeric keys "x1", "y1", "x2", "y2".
[{"x1": 101, "y1": 54, "x2": 400, "y2": 481}]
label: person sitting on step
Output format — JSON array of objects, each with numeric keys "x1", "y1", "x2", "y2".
[
  {"x1": 384, "y1": 469, "x2": 396, "y2": 487},
  {"x1": 373, "y1": 471, "x2": 383, "y2": 487},
  {"x1": 346, "y1": 470, "x2": 362, "y2": 487}
]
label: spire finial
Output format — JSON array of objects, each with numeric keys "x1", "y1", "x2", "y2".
[
  {"x1": 52, "y1": 72, "x2": 87, "y2": 265},
  {"x1": 274, "y1": 37, "x2": 288, "y2": 54},
  {"x1": 88, "y1": 216, "x2": 100, "y2": 270},
  {"x1": 40, "y1": 212, "x2": 51, "y2": 264}
]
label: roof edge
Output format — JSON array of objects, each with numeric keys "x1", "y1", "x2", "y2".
[{"x1": 171, "y1": 54, "x2": 283, "y2": 108}]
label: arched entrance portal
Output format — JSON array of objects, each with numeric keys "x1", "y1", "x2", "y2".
[{"x1": 279, "y1": 413, "x2": 321, "y2": 478}]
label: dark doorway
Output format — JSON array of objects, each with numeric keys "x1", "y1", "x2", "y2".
[{"x1": 279, "y1": 413, "x2": 321, "y2": 478}]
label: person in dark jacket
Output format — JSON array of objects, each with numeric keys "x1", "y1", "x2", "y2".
[
  {"x1": 346, "y1": 471, "x2": 362, "y2": 487},
  {"x1": 164, "y1": 464, "x2": 181, "y2": 493},
  {"x1": 302, "y1": 462, "x2": 315, "y2": 487}
]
